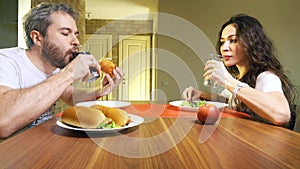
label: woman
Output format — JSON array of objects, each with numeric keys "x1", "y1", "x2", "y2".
[{"x1": 182, "y1": 14, "x2": 297, "y2": 129}]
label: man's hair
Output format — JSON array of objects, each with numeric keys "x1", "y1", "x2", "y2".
[{"x1": 23, "y1": 3, "x2": 78, "y2": 49}]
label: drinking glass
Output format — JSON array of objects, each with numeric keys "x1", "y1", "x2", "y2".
[
  {"x1": 203, "y1": 54, "x2": 222, "y2": 88},
  {"x1": 73, "y1": 51, "x2": 100, "y2": 82}
]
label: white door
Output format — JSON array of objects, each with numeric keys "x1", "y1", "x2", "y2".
[
  {"x1": 118, "y1": 35, "x2": 151, "y2": 101},
  {"x1": 83, "y1": 34, "x2": 112, "y2": 60}
]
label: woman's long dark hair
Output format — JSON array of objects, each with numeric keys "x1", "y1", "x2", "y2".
[{"x1": 216, "y1": 14, "x2": 297, "y2": 128}]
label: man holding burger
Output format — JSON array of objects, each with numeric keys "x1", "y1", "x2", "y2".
[{"x1": 0, "y1": 3, "x2": 124, "y2": 138}]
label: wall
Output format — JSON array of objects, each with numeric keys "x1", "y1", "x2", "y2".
[
  {"x1": 0, "y1": 0, "x2": 18, "y2": 48},
  {"x1": 86, "y1": 0, "x2": 158, "y2": 20},
  {"x1": 85, "y1": 18, "x2": 153, "y2": 69},
  {"x1": 157, "y1": 0, "x2": 300, "y2": 131},
  {"x1": 85, "y1": 19, "x2": 153, "y2": 57}
]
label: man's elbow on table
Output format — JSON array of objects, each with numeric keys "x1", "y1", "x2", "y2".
[{"x1": 0, "y1": 119, "x2": 16, "y2": 138}]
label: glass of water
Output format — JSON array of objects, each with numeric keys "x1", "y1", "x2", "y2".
[
  {"x1": 203, "y1": 54, "x2": 222, "y2": 88},
  {"x1": 73, "y1": 51, "x2": 100, "y2": 82}
]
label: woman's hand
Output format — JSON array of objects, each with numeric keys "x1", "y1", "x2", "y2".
[
  {"x1": 203, "y1": 59, "x2": 236, "y2": 89},
  {"x1": 182, "y1": 86, "x2": 202, "y2": 101}
]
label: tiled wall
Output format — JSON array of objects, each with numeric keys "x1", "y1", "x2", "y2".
[
  {"x1": 85, "y1": 19, "x2": 153, "y2": 65},
  {"x1": 86, "y1": 19, "x2": 153, "y2": 35}
]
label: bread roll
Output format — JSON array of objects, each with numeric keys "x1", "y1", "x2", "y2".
[
  {"x1": 91, "y1": 105, "x2": 130, "y2": 127},
  {"x1": 99, "y1": 58, "x2": 116, "y2": 78},
  {"x1": 61, "y1": 106, "x2": 107, "y2": 128}
]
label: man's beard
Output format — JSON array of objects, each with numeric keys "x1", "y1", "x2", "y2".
[{"x1": 41, "y1": 37, "x2": 71, "y2": 69}]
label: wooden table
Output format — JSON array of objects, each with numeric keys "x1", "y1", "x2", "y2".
[{"x1": 0, "y1": 103, "x2": 300, "y2": 169}]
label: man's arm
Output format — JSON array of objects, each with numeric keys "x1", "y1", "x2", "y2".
[{"x1": 0, "y1": 70, "x2": 73, "y2": 138}]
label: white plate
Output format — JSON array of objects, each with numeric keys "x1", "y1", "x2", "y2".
[
  {"x1": 56, "y1": 114, "x2": 144, "y2": 132},
  {"x1": 169, "y1": 100, "x2": 228, "y2": 111},
  {"x1": 76, "y1": 100, "x2": 131, "y2": 108}
]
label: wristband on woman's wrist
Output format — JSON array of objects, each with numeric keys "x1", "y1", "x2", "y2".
[{"x1": 233, "y1": 81, "x2": 249, "y2": 98}]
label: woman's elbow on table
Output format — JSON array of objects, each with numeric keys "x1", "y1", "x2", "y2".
[{"x1": 269, "y1": 108, "x2": 291, "y2": 126}]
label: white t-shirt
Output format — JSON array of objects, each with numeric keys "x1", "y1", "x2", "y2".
[
  {"x1": 0, "y1": 47, "x2": 60, "y2": 127},
  {"x1": 255, "y1": 71, "x2": 283, "y2": 93}
]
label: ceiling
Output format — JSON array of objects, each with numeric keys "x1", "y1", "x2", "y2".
[{"x1": 86, "y1": 0, "x2": 158, "y2": 20}]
